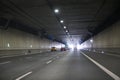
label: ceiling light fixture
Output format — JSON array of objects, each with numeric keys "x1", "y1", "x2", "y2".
[
  {"x1": 60, "y1": 20, "x2": 64, "y2": 23},
  {"x1": 54, "y1": 9, "x2": 59, "y2": 13},
  {"x1": 64, "y1": 26, "x2": 66, "y2": 29},
  {"x1": 66, "y1": 30, "x2": 68, "y2": 33}
]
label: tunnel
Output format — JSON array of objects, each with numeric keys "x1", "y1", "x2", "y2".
[{"x1": 0, "y1": 0, "x2": 120, "y2": 80}]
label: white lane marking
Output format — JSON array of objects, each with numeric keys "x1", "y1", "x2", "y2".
[
  {"x1": 81, "y1": 52, "x2": 120, "y2": 80},
  {"x1": 0, "y1": 55, "x2": 23, "y2": 58},
  {"x1": 0, "y1": 61, "x2": 11, "y2": 65},
  {"x1": 26, "y1": 57, "x2": 32, "y2": 59},
  {"x1": 46, "y1": 60, "x2": 52, "y2": 64},
  {"x1": 0, "y1": 56, "x2": 14, "y2": 58},
  {"x1": 15, "y1": 71, "x2": 32, "y2": 80}
]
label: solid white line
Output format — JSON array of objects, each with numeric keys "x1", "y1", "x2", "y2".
[
  {"x1": 0, "y1": 55, "x2": 16, "y2": 58},
  {"x1": 26, "y1": 57, "x2": 32, "y2": 59},
  {"x1": 0, "y1": 55, "x2": 24, "y2": 58},
  {"x1": 15, "y1": 71, "x2": 32, "y2": 80},
  {"x1": 46, "y1": 60, "x2": 52, "y2": 64},
  {"x1": 81, "y1": 52, "x2": 120, "y2": 80},
  {"x1": 0, "y1": 61, "x2": 11, "y2": 65}
]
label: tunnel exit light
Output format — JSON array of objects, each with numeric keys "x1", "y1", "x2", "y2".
[
  {"x1": 68, "y1": 44, "x2": 74, "y2": 49},
  {"x1": 77, "y1": 44, "x2": 84, "y2": 49}
]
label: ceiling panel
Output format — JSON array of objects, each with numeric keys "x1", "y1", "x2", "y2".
[{"x1": 0, "y1": 0, "x2": 119, "y2": 44}]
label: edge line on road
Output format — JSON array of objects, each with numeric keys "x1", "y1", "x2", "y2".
[
  {"x1": 46, "y1": 60, "x2": 52, "y2": 64},
  {"x1": 15, "y1": 71, "x2": 32, "y2": 80},
  {"x1": 81, "y1": 51, "x2": 120, "y2": 80}
]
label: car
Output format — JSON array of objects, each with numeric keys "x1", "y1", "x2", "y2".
[
  {"x1": 51, "y1": 47, "x2": 57, "y2": 51},
  {"x1": 60, "y1": 47, "x2": 66, "y2": 51}
]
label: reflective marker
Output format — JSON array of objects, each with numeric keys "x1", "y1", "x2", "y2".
[{"x1": 7, "y1": 43, "x2": 10, "y2": 47}]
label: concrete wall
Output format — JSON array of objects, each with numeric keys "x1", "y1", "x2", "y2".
[
  {"x1": 0, "y1": 28, "x2": 64, "y2": 56},
  {"x1": 81, "y1": 20, "x2": 120, "y2": 54}
]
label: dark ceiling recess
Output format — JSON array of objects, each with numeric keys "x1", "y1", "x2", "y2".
[
  {"x1": 0, "y1": 17, "x2": 42, "y2": 36},
  {"x1": 0, "y1": 0, "x2": 120, "y2": 44},
  {"x1": 94, "y1": 7, "x2": 120, "y2": 34},
  {"x1": 84, "y1": 6, "x2": 120, "y2": 43},
  {"x1": 0, "y1": 17, "x2": 9, "y2": 30},
  {"x1": 86, "y1": 0, "x2": 106, "y2": 37},
  {"x1": 9, "y1": 20, "x2": 39, "y2": 35}
]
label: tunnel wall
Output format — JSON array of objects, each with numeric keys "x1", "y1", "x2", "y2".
[
  {"x1": 81, "y1": 21, "x2": 120, "y2": 54},
  {"x1": 0, "y1": 28, "x2": 64, "y2": 56}
]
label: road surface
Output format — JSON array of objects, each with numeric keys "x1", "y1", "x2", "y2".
[{"x1": 0, "y1": 50, "x2": 120, "y2": 80}]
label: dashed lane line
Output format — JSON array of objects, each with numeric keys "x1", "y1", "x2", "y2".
[
  {"x1": 46, "y1": 60, "x2": 52, "y2": 64},
  {"x1": 0, "y1": 61, "x2": 11, "y2": 65},
  {"x1": 15, "y1": 71, "x2": 32, "y2": 80}
]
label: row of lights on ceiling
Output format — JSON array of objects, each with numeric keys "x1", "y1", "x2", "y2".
[{"x1": 54, "y1": 9, "x2": 71, "y2": 38}]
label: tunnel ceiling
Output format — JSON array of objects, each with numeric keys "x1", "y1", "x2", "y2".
[{"x1": 0, "y1": 0, "x2": 120, "y2": 44}]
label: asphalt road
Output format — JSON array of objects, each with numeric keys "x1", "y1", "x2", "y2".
[{"x1": 0, "y1": 50, "x2": 120, "y2": 80}]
